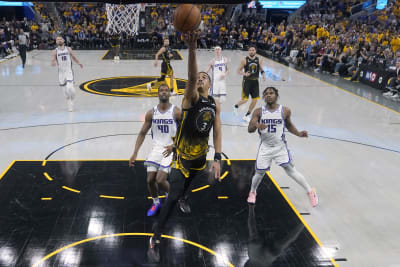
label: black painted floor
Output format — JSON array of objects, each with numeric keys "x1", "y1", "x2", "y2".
[{"x1": 0, "y1": 160, "x2": 335, "y2": 267}]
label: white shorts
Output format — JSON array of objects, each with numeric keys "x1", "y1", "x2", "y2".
[
  {"x1": 144, "y1": 145, "x2": 173, "y2": 173},
  {"x1": 59, "y1": 68, "x2": 74, "y2": 86},
  {"x1": 210, "y1": 80, "x2": 226, "y2": 98},
  {"x1": 255, "y1": 142, "x2": 292, "y2": 171}
]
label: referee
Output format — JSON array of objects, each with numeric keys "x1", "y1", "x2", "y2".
[{"x1": 17, "y1": 29, "x2": 29, "y2": 68}]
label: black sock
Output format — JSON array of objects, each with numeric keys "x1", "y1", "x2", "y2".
[
  {"x1": 246, "y1": 111, "x2": 251, "y2": 116},
  {"x1": 234, "y1": 104, "x2": 239, "y2": 108}
]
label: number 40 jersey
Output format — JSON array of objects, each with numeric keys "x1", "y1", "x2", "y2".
[{"x1": 151, "y1": 104, "x2": 177, "y2": 147}]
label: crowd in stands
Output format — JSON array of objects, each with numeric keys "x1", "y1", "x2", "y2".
[{"x1": 1, "y1": 1, "x2": 400, "y2": 100}]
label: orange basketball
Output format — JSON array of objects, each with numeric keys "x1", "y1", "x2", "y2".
[{"x1": 173, "y1": 4, "x2": 201, "y2": 33}]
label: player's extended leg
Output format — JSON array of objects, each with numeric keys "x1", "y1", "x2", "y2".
[
  {"x1": 247, "y1": 170, "x2": 266, "y2": 204},
  {"x1": 243, "y1": 81, "x2": 259, "y2": 122},
  {"x1": 234, "y1": 80, "x2": 249, "y2": 115},
  {"x1": 65, "y1": 82, "x2": 75, "y2": 112},
  {"x1": 155, "y1": 170, "x2": 170, "y2": 196},
  {"x1": 281, "y1": 163, "x2": 318, "y2": 207},
  {"x1": 66, "y1": 82, "x2": 75, "y2": 100},
  {"x1": 177, "y1": 172, "x2": 195, "y2": 214},
  {"x1": 150, "y1": 168, "x2": 191, "y2": 252},
  {"x1": 113, "y1": 45, "x2": 120, "y2": 61},
  {"x1": 147, "y1": 74, "x2": 166, "y2": 92},
  {"x1": 169, "y1": 74, "x2": 176, "y2": 95},
  {"x1": 248, "y1": 98, "x2": 258, "y2": 113},
  {"x1": 147, "y1": 169, "x2": 161, "y2": 216}
]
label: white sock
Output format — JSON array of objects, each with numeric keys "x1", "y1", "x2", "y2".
[
  {"x1": 153, "y1": 198, "x2": 160, "y2": 205},
  {"x1": 281, "y1": 164, "x2": 312, "y2": 192},
  {"x1": 250, "y1": 170, "x2": 265, "y2": 193}
]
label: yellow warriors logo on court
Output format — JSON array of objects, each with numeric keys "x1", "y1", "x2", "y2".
[{"x1": 79, "y1": 76, "x2": 187, "y2": 97}]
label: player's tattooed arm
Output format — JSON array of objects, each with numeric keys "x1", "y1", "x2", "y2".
[
  {"x1": 283, "y1": 107, "x2": 308, "y2": 138},
  {"x1": 248, "y1": 108, "x2": 266, "y2": 132}
]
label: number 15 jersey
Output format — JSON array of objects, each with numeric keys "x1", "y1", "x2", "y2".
[
  {"x1": 258, "y1": 105, "x2": 286, "y2": 146},
  {"x1": 151, "y1": 104, "x2": 177, "y2": 147}
]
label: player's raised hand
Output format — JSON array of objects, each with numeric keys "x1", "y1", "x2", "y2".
[
  {"x1": 128, "y1": 153, "x2": 137, "y2": 167},
  {"x1": 182, "y1": 31, "x2": 199, "y2": 47},
  {"x1": 298, "y1": 130, "x2": 308, "y2": 138},
  {"x1": 210, "y1": 160, "x2": 221, "y2": 182}
]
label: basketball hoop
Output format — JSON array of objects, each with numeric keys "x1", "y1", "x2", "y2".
[{"x1": 105, "y1": 3, "x2": 142, "y2": 36}]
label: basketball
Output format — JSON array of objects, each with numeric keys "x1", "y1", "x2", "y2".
[{"x1": 173, "y1": 4, "x2": 201, "y2": 33}]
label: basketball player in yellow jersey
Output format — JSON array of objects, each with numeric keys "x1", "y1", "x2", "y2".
[{"x1": 148, "y1": 31, "x2": 222, "y2": 261}]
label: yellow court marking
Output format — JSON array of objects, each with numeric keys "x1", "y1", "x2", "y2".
[
  {"x1": 99, "y1": 195, "x2": 125, "y2": 200},
  {"x1": 61, "y1": 186, "x2": 81, "y2": 194},
  {"x1": 266, "y1": 172, "x2": 339, "y2": 267},
  {"x1": 0, "y1": 160, "x2": 16, "y2": 181},
  {"x1": 217, "y1": 196, "x2": 229, "y2": 199},
  {"x1": 43, "y1": 172, "x2": 53, "y2": 181},
  {"x1": 41, "y1": 197, "x2": 52, "y2": 200},
  {"x1": 100, "y1": 50, "x2": 109, "y2": 60},
  {"x1": 262, "y1": 55, "x2": 400, "y2": 115},
  {"x1": 31, "y1": 232, "x2": 234, "y2": 267},
  {"x1": 42, "y1": 160, "x2": 47, "y2": 167},
  {"x1": 175, "y1": 50, "x2": 184, "y2": 60},
  {"x1": 147, "y1": 195, "x2": 166, "y2": 199},
  {"x1": 220, "y1": 170, "x2": 229, "y2": 180},
  {"x1": 191, "y1": 185, "x2": 210, "y2": 192}
]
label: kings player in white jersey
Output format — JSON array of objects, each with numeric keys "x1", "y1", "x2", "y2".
[
  {"x1": 247, "y1": 87, "x2": 318, "y2": 207},
  {"x1": 205, "y1": 46, "x2": 229, "y2": 103},
  {"x1": 129, "y1": 84, "x2": 181, "y2": 216},
  {"x1": 51, "y1": 35, "x2": 83, "y2": 112}
]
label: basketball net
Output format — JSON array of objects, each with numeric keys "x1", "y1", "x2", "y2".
[{"x1": 105, "y1": 3, "x2": 142, "y2": 36}]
